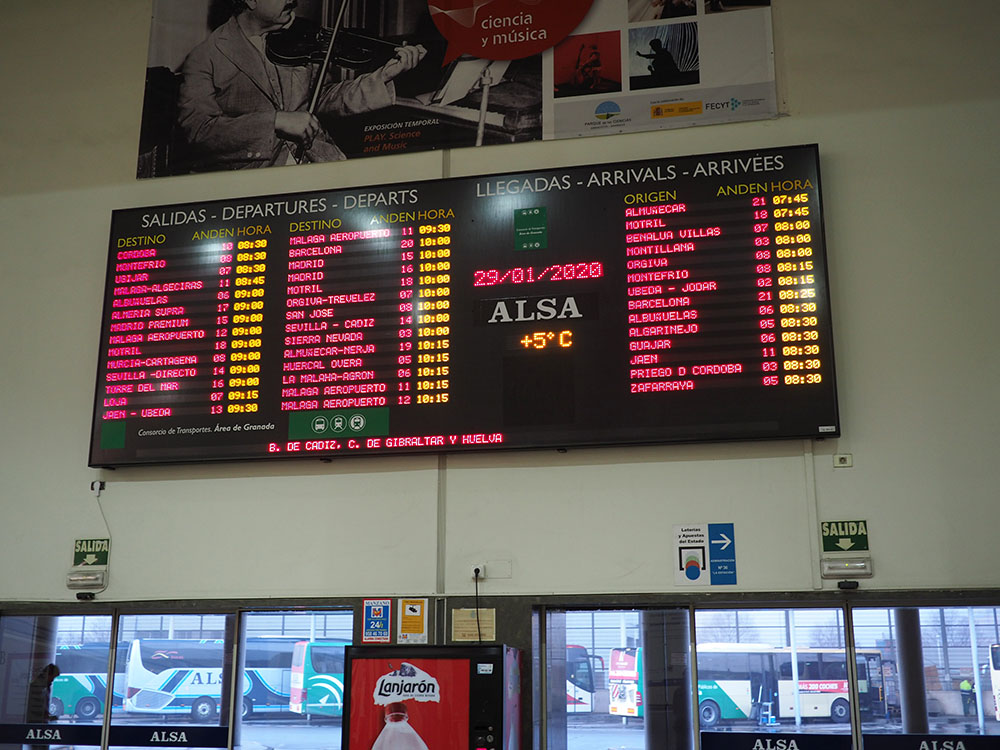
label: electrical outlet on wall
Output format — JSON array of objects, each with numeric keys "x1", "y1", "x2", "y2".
[{"x1": 471, "y1": 563, "x2": 487, "y2": 580}]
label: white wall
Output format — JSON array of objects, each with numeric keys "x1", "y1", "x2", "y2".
[{"x1": 1, "y1": 1, "x2": 998, "y2": 603}]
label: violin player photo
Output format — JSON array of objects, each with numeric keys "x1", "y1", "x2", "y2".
[{"x1": 138, "y1": 0, "x2": 428, "y2": 175}]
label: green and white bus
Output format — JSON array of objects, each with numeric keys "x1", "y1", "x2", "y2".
[
  {"x1": 289, "y1": 640, "x2": 349, "y2": 717},
  {"x1": 696, "y1": 643, "x2": 883, "y2": 727},
  {"x1": 608, "y1": 644, "x2": 883, "y2": 727},
  {"x1": 50, "y1": 643, "x2": 126, "y2": 721}
]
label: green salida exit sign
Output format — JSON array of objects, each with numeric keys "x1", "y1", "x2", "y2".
[
  {"x1": 74, "y1": 538, "x2": 110, "y2": 566},
  {"x1": 821, "y1": 521, "x2": 869, "y2": 552}
]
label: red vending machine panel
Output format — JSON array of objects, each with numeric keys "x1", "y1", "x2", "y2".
[{"x1": 343, "y1": 645, "x2": 521, "y2": 750}]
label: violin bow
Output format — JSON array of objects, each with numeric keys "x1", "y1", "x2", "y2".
[
  {"x1": 306, "y1": 0, "x2": 350, "y2": 116},
  {"x1": 270, "y1": 0, "x2": 351, "y2": 165}
]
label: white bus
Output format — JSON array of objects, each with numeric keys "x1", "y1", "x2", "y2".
[
  {"x1": 124, "y1": 637, "x2": 298, "y2": 720},
  {"x1": 697, "y1": 643, "x2": 884, "y2": 727},
  {"x1": 989, "y1": 644, "x2": 1000, "y2": 720},
  {"x1": 566, "y1": 645, "x2": 602, "y2": 713}
]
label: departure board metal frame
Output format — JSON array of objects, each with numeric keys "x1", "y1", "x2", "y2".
[{"x1": 89, "y1": 144, "x2": 839, "y2": 467}]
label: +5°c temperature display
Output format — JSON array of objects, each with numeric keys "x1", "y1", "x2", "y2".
[{"x1": 89, "y1": 144, "x2": 839, "y2": 466}]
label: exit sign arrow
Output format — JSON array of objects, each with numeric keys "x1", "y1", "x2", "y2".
[
  {"x1": 73, "y1": 538, "x2": 110, "y2": 567},
  {"x1": 821, "y1": 521, "x2": 869, "y2": 553}
]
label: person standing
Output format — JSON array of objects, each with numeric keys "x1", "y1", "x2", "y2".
[
  {"x1": 959, "y1": 676, "x2": 975, "y2": 716},
  {"x1": 177, "y1": 0, "x2": 426, "y2": 170},
  {"x1": 636, "y1": 38, "x2": 681, "y2": 86},
  {"x1": 26, "y1": 664, "x2": 60, "y2": 723}
]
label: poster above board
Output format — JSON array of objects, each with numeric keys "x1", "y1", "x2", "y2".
[
  {"x1": 93, "y1": 144, "x2": 837, "y2": 467},
  {"x1": 138, "y1": 0, "x2": 775, "y2": 177}
]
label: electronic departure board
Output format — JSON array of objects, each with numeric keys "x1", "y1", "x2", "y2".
[{"x1": 89, "y1": 144, "x2": 839, "y2": 467}]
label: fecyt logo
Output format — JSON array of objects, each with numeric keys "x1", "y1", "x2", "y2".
[
  {"x1": 373, "y1": 663, "x2": 440, "y2": 704},
  {"x1": 705, "y1": 98, "x2": 742, "y2": 112}
]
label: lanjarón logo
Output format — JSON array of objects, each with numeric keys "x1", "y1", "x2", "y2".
[
  {"x1": 594, "y1": 101, "x2": 621, "y2": 120},
  {"x1": 373, "y1": 662, "x2": 440, "y2": 704}
]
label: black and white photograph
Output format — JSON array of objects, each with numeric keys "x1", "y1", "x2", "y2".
[
  {"x1": 137, "y1": 0, "x2": 543, "y2": 178},
  {"x1": 628, "y1": 22, "x2": 700, "y2": 91},
  {"x1": 706, "y1": 0, "x2": 772, "y2": 14},
  {"x1": 628, "y1": 0, "x2": 697, "y2": 24}
]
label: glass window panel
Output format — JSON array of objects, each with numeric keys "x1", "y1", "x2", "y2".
[
  {"x1": 853, "y1": 606, "x2": 1000, "y2": 739},
  {"x1": 236, "y1": 609, "x2": 352, "y2": 750},
  {"x1": 109, "y1": 613, "x2": 234, "y2": 750},
  {"x1": 0, "y1": 614, "x2": 111, "y2": 750},
  {"x1": 541, "y1": 608, "x2": 692, "y2": 750},
  {"x1": 695, "y1": 608, "x2": 851, "y2": 735}
]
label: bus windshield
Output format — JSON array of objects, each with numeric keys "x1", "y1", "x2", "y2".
[
  {"x1": 567, "y1": 646, "x2": 594, "y2": 693},
  {"x1": 566, "y1": 645, "x2": 600, "y2": 714}
]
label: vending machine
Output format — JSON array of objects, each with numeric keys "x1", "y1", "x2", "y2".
[{"x1": 343, "y1": 644, "x2": 521, "y2": 750}]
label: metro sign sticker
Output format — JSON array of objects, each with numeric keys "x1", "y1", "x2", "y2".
[{"x1": 363, "y1": 599, "x2": 392, "y2": 643}]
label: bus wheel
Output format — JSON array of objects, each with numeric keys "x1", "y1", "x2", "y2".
[
  {"x1": 831, "y1": 698, "x2": 850, "y2": 723},
  {"x1": 192, "y1": 697, "x2": 217, "y2": 722},
  {"x1": 699, "y1": 700, "x2": 721, "y2": 728},
  {"x1": 76, "y1": 697, "x2": 102, "y2": 720},
  {"x1": 241, "y1": 698, "x2": 253, "y2": 720},
  {"x1": 49, "y1": 698, "x2": 64, "y2": 718}
]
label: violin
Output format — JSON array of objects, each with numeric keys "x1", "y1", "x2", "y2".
[
  {"x1": 265, "y1": 17, "x2": 400, "y2": 72},
  {"x1": 263, "y1": 3, "x2": 411, "y2": 166}
]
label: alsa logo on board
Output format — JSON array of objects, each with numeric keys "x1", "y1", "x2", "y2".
[
  {"x1": 373, "y1": 662, "x2": 440, "y2": 703},
  {"x1": 189, "y1": 670, "x2": 222, "y2": 685},
  {"x1": 750, "y1": 740, "x2": 797, "y2": 750},
  {"x1": 151, "y1": 731, "x2": 188, "y2": 742},
  {"x1": 745, "y1": 741, "x2": 970, "y2": 750},
  {"x1": 485, "y1": 296, "x2": 585, "y2": 324}
]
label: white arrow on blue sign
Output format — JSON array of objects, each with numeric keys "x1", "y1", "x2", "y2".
[{"x1": 707, "y1": 523, "x2": 737, "y2": 585}]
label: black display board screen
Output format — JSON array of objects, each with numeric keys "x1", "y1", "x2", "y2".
[{"x1": 90, "y1": 145, "x2": 838, "y2": 466}]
